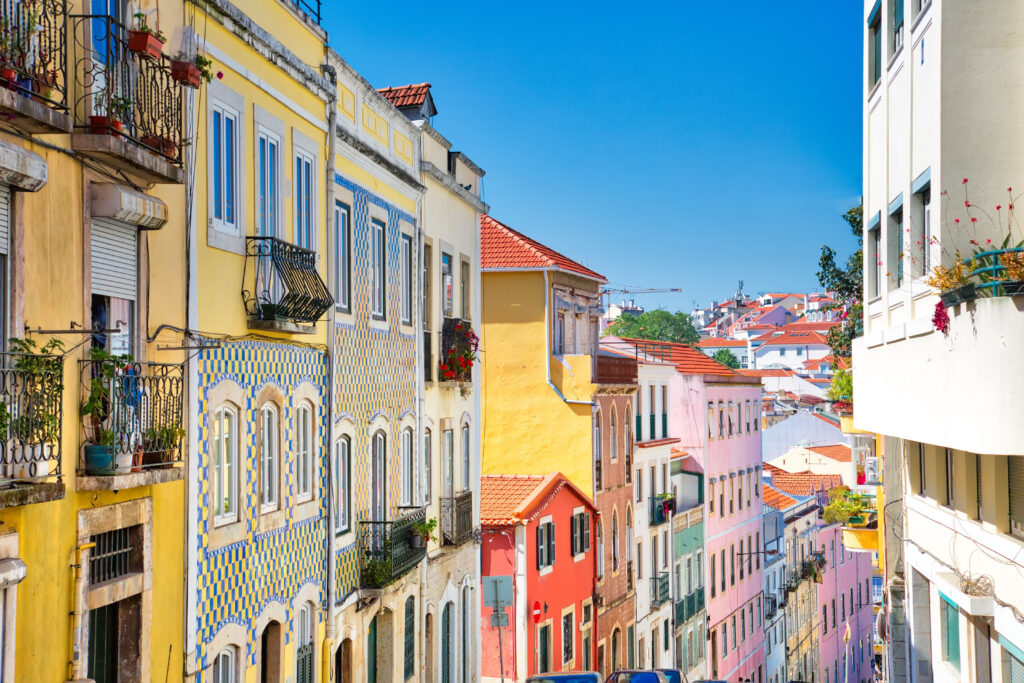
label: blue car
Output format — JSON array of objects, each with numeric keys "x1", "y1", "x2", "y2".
[
  {"x1": 605, "y1": 670, "x2": 670, "y2": 683},
  {"x1": 657, "y1": 669, "x2": 690, "y2": 683},
  {"x1": 527, "y1": 673, "x2": 603, "y2": 683}
]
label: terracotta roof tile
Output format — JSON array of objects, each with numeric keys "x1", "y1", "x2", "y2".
[
  {"x1": 479, "y1": 474, "x2": 545, "y2": 525},
  {"x1": 766, "y1": 468, "x2": 843, "y2": 497},
  {"x1": 754, "y1": 331, "x2": 830, "y2": 348},
  {"x1": 377, "y1": 82, "x2": 432, "y2": 108},
  {"x1": 808, "y1": 445, "x2": 852, "y2": 463},
  {"x1": 621, "y1": 338, "x2": 737, "y2": 377},
  {"x1": 735, "y1": 368, "x2": 795, "y2": 378},
  {"x1": 696, "y1": 338, "x2": 747, "y2": 348},
  {"x1": 763, "y1": 484, "x2": 799, "y2": 510},
  {"x1": 480, "y1": 215, "x2": 605, "y2": 281}
]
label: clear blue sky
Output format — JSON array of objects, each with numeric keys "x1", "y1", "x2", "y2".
[{"x1": 323, "y1": 2, "x2": 863, "y2": 311}]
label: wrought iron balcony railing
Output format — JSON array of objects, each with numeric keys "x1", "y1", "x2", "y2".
[
  {"x1": 290, "y1": 0, "x2": 322, "y2": 25},
  {"x1": 593, "y1": 354, "x2": 637, "y2": 384},
  {"x1": 650, "y1": 572, "x2": 670, "y2": 607},
  {"x1": 765, "y1": 594, "x2": 778, "y2": 620},
  {"x1": 0, "y1": 0, "x2": 69, "y2": 111},
  {"x1": 674, "y1": 587, "x2": 705, "y2": 624},
  {"x1": 358, "y1": 506, "x2": 427, "y2": 589},
  {"x1": 439, "y1": 317, "x2": 475, "y2": 383},
  {"x1": 674, "y1": 596, "x2": 685, "y2": 625},
  {"x1": 0, "y1": 350, "x2": 64, "y2": 485},
  {"x1": 70, "y1": 14, "x2": 184, "y2": 165},
  {"x1": 78, "y1": 359, "x2": 184, "y2": 475},
  {"x1": 441, "y1": 489, "x2": 473, "y2": 546},
  {"x1": 649, "y1": 495, "x2": 674, "y2": 526},
  {"x1": 243, "y1": 237, "x2": 333, "y2": 326}
]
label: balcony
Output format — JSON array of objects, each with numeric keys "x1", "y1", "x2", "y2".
[
  {"x1": 438, "y1": 317, "x2": 476, "y2": 387},
  {"x1": 243, "y1": 237, "x2": 333, "y2": 333},
  {"x1": 765, "y1": 595, "x2": 778, "y2": 620},
  {"x1": 0, "y1": 347, "x2": 65, "y2": 508},
  {"x1": 77, "y1": 357, "x2": 184, "y2": 490},
  {"x1": 358, "y1": 506, "x2": 427, "y2": 589},
  {"x1": 593, "y1": 354, "x2": 637, "y2": 385},
  {"x1": 441, "y1": 489, "x2": 473, "y2": 546},
  {"x1": 0, "y1": 0, "x2": 72, "y2": 133},
  {"x1": 69, "y1": 14, "x2": 184, "y2": 183},
  {"x1": 674, "y1": 587, "x2": 705, "y2": 625},
  {"x1": 648, "y1": 494, "x2": 674, "y2": 526},
  {"x1": 650, "y1": 572, "x2": 670, "y2": 607}
]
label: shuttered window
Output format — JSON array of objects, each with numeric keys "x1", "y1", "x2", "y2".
[
  {"x1": 0, "y1": 185, "x2": 9, "y2": 351},
  {"x1": 1009, "y1": 457, "x2": 1024, "y2": 538},
  {"x1": 536, "y1": 521, "x2": 555, "y2": 569},
  {"x1": 0, "y1": 185, "x2": 10, "y2": 254},
  {"x1": 91, "y1": 218, "x2": 137, "y2": 301},
  {"x1": 403, "y1": 597, "x2": 415, "y2": 680},
  {"x1": 1009, "y1": 653, "x2": 1024, "y2": 683},
  {"x1": 940, "y1": 594, "x2": 960, "y2": 671}
]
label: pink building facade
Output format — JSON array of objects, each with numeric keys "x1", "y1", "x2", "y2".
[{"x1": 815, "y1": 523, "x2": 876, "y2": 683}]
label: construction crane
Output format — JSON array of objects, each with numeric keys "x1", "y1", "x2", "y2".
[{"x1": 601, "y1": 287, "x2": 683, "y2": 306}]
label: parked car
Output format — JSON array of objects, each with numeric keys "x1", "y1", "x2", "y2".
[
  {"x1": 527, "y1": 673, "x2": 603, "y2": 683},
  {"x1": 605, "y1": 671, "x2": 670, "y2": 683},
  {"x1": 657, "y1": 669, "x2": 689, "y2": 683}
]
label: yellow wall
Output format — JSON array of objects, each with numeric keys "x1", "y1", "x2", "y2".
[{"x1": 481, "y1": 271, "x2": 596, "y2": 492}]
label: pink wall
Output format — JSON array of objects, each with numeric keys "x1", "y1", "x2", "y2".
[
  {"x1": 670, "y1": 372, "x2": 766, "y2": 679},
  {"x1": 481, "y1": 529, "x2": 519, "y2": 681},
  {"x1": 815, "y1": 524, "x2": 876, "y2": 683}
]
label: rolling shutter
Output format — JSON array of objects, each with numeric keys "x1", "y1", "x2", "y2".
[
  {"x1": 0, "y1": 184, "x2": 10, "y2": 255},
  {"x1": 1010, "y1": 655, "x2": 1024, "y2": 683},
  {"x1": 90, "y1": 217, "x2": 137, "y2": 300},
  {"x1": 1008, "y1": 457, "x2": 1024, "y2": 526}
]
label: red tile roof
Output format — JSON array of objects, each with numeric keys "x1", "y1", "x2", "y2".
[
  {"x1": 621, "y1": 338, "x2": 737, "y2": 377},
  {"x1": 755, "y1": 331, "x2": 830, "y2": 348},
  {"x1": 766, "y1": 469, "x2": 843, "y2": 497},
  {"x1": 735, "y1": 368, "x2": 795, "y2": 378},
  {"x1": 778, "y1": 321, "x2": 841, "y2": 333},
  {"x1": 763, "y1": 484, "x2": 799, "y2": 510},
  {"x1": 480, "y1": 215, "x2": 605, "y2": 281},
  {"x1": 377, "y1": 82, "x2": 432, "y2": 108},
  {"x1": 696, "y1": 338, "x2": 747, "y2": 348},
  {"x1": 811, "y1": 412, "x2": 840, "y2": 427},
  {"x1": 808, "y1": 445, "x2": 852, "y2": 463},
  {"x1": 480, "y1": 472, "x2": 595, "y2": 526}
]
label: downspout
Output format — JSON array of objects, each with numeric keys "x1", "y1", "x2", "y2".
[
  {"x1": 323, "y1": 68, "x2": 338, "y2": 683},
  {"x1": 543, "y1": 269, "x2": 594, "y2": 406},
  {"x1": 413, "y1": 131, "x2": 427, "y2": 681},
  {"x1": 68, "y1": 541, "x2": 96, "y2": 681}
]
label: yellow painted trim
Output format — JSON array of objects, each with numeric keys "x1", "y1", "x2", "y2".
[
  {"x1": 338, "y1": 84, "x2": 356, "y2": 122},
  {"x1": 361, "y1": 105, "x2": 389, "y2": 147},
  {"x1": 393, "y1": 131, "x2": 413, "y2": 166}
]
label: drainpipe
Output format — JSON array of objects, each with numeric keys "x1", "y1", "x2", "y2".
[
  {"x1": 68, "y1": 541, "x2": 96, "y2": 681},
  {"x1": 323, "y1": 67, "x2": 338, "y2": 683},
  {"x1": 413, "y1": 132, "x2": 426, "y2": 681},
  {"x1": 543, "y1": 270, "x2": 594, "y2": 407}
]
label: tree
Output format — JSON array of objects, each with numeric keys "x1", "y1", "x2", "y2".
[
  {"x1": 603, "y1": 310, "x2": 699, "y2": 345},
  {"x1": 712, "y1": 348, "x2": 741, "y2": 369},
  {"x1": 817, "y1": 205, "x2": 863, "y2": 358}
]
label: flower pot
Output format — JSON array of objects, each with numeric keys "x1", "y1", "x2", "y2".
[
  {"x1": 259, "y1": 303, "x2": 280, "y2": 321},
  {"x1": 409, "y1": 534, "x2": 426, "y2": 549},
  {"x1": 128, "y1": 31, "x2": 164, "y2": 60},
  {"x1": 114, "y1": 450, "x2": 134, "y2": 473},
  {"x1": 0, "y1": 68, "x2": 15, "y2": 85},
  {"x1": 141, "y1": 135, "x2": 177, "y2": 158},
  {"x1": 170, "y1": 60, "x2": 202, "y2": 88},
  {"x1": 84, "y1": 444, "x2": 116, "y2": 475},
  {"x1": 142, "y1": 450, "x2": 171, "y2": 468},
  {"x1": 939, "y1": 289, "x2": 961, "y2": 306},
  {"x1": 88, "y1": 116, "x2": 123, "y2": 136},
  {"x1": 10, "y1": 444, "x2": 55, "y2": 481},
  {"x1": 958, "y1": 283, "x2": 978, "y2": 302},
  {"x1": 856, "y1": 472, "x2": 866, "y2": 485}
]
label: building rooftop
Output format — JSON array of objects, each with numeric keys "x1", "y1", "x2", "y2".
[
  {"x1": 480, "y1": 472, "x2": 595, "y2": 526},
  {"x1": 807, "y1": 444, "x2": 852, "y2": 463},
  {"x1": 480, "y1": 214, "x2": 605, "y2": 281},
  {"x1": 763, "y1": 484, "x2": 800, "y2": 510},
  {"x1": 764, "y1": 464, "x2": 842, "y2": 497},
  {"x1": 696, "y1": 338, "x2": 747, "y2": 348},
  {"x1": 377, "y1": 82, "x2": 433, "y2": 108}
]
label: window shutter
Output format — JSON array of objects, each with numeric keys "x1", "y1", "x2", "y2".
[
  {"x1": 548, "y1": 522, "x2": 555, "y2": 566},
  {"x1": 570, "y1": 515, "x2": 578, "y2": 556},
  {"x1": 91, "y1": 217, "x2": 138, "y2": 300},
  {"x1": 584, "y1": 514, "x2": 591, "y2": 552},
  {"x1": 0, "y1": 184, "x2": 9, "y2": 255},
  {"x1": 536, "y1": 526, "x2": 544, "y2": 569},
  {"x1": 1008, "y1": 651, "x2": 1024, "y2": 683},
  {"x1": 1009, "y1": 457, "x2": 1024, "y2": 526}
]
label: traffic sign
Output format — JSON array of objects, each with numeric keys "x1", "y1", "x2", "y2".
[
  {"x1": 482, "y1": 576, "x2": 513, "y2": 608},
  {"x1": 490, "y1": 611, "x2": 509, "y2": 627},
  {"x1": 532, "y1": 601, "x2": 542, "y2": 624}
]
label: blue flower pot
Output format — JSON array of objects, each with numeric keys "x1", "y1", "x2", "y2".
[{"x1": 84, "y1": 445, "x2": 115, "y2": 475}]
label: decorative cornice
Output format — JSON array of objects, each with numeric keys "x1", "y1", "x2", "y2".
[
  {"x1": 421, "y1": 161, "x2": 489, "y2": 214},
  {"x1": 335, "y1": 125, "x2": 425, "y2": 194}
]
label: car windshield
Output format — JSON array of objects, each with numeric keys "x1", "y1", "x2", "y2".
[
  {"x1": 660, "y1": 672, "x2": 682, "y2": 683},
  {"x1": 527, "y1": 676, "x2": 598, "y2": 683}
]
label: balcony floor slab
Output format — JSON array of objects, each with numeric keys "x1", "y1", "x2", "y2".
[
  {"x1": 0, "y1": 89, "x2": 72, "y2": 134},
  {"x1": 0, "y1": 481, "x2": 65, "y2": 509},
  {"x1": 76, "y1": 466, "x2": 183, "y2": 491},
  {"x1": 71, "y1": 133, "x2": 184, "y2": 184}
]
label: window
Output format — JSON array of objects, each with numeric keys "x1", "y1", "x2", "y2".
[
  {"x1": 730, "y1": 545, "x2": 735, "y2": 586},
  {"x1": 822, "y1": 605, "x2": 828, "y2": 634},
  {"x1": 335, "y1": 202, "x2": 351, "y2": 312},
  {"x1": 710, "y1": 553, "x2": 716, "y2": 597},
  {"x1": 371, "y1": 219, "x2": 386, "y2": 319},
  {"x1": 710, "y1": 481, "x2": 715, "y2": 513},
  {"x1": 707, "y1": 403, "x2": 714, "y2": 440},
  {"x1": 738, "y1": 477, "x2": 743, "y2": 511},
  {"x1": 745, "y1": 400, "x2": 751, "y2": 433},
  {"x1": 423, "y1": 430, "x2": 432, "y2": 504},
  {"x1": 635, "y1": 470, "x2": 642, "y2": 503},
  {"x1": 912, "y1": 184, "x2": 931, "y2": 278},
  {"x1": 720, "y1": 549, "x2": 725, "y2": 593},
  {"x1": 212, "y1": 406, "x2": 238, "y2": 525},
  {"x1": 212, "y1": 647, "x2": 236, "y2": 683},
  {"x1": 401, "y1": 428, "x2": 414, "y2": 506},
  {"x1": 211, "y1": 104, "x2": 238, "y2": 232},
  {"x1": 868, "y1": 2, "x2": 882, "y2": 89},
  {"x1": 295, "y1": 151, "x2": 314, "y2": 249},
  {"x1": 721, "y1": 624, "x2": 727, "y2": 659},
  {"x1": 562, "y1": 612, "x2": 574, "y2": 665},
  {"x1": 296, "y1": 401, "x2": 314, "y2": 501},
  {"x1": 461, "y1": 424, "x2": 471, "y2": 491},
  {"x1": 841, "y1": 594, "x2": 846, "y2": 621},
  {"x1": 460, "y1": 258, "x2": 471, "y2": 320},
  {"x1": 610, "y1": 408, "x2": 618, "y2": 461},
  {"x1": 945, "y1": 448, "x2": 955, "y2": 507},
  {"x1": 718, "y1": 402, "x2": 724, "y2": 438},
  {"x1": 297, "y1": 603, "x2": 314, "y2": 683},
  {"x1": 401, "y1": 234, "x2": 413, "y2": 325},
  {"x1": 940, "y1": 595, "x2": 960, "y2": 670},
  {"x1": 727, "y1": 401, "x2": 734, "y2": 436},
  {"x1": 731, "y1": 615, "x2": 736, "y2": 650},
  {"x1": 832, "y1": 599, "x2": 837, "y2": 628},
  {"x1": 889, "y1": 205, "x2": 904, "y2": 289},
  {"x1": 756, "y1": 532, "x2": 761, "y2": 569},
  {"x1": 890, "y1": 0, "x2": 905, "y2": 55},
  {"x1": 594, "y1": 411, "x2": 602, "y2": 491},
  {"x1": 740, "y1": 610, "x2": 745, "y2": 642},
  {"x1": 611, "y1": 512, "x2": 619, "y2": 570},
  {"x1": 571, "y1": 511, "x2": 591, "y2": 556},
  {"x1": 660, "y1": 385, "x2": 667, "y2": 438},
  {"x1": 555, "y1": 313, "x2": 566, "y2": 355},
  {"x1": 536, "y1": 520, "x2": 555, "y2": 569},
  {"x1": 625, "y1": 404, "x2": 633, "y2": 470},
  {"x1": 257, "y1": 131, "x2": 279, "y2": 238},
  {"x1": 259, "y1": 404, "x2": 279, "y2": 511},
  {"x1": 404, "y1": 597, "x2": 416, "y2": 680},
  {"x1": 869, "y1": 224, "x2": 882, "y2": 298},
  {"x1": 334, "y1": 437, "x2": 350, "y2": 533},
  {"x1": 441, "y1": 252, "x2": 453, "y2": 317}
]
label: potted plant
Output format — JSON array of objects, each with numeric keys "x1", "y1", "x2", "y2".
[
  {"x1": 999, "y1": 250, "x2": 1024, "y2": 295},
  {"x1": 856, "y1": 464, "x2": 866, "y2": 486},
  {"x1": 409, "y1": 517, "x2": 437, "y2": 548},
  {"x1": 170, "y1": 52, "x2": 213, "y2": 88},
  {"x1": 140, "y1": 134, "x2": 177, "y2": 158},
  {"x1": 88, "y1": 96, "x2": 131, "y2": 136},
  {"x1": 141, "y1": 425, "x2": 184, "y2": 467},
  {"x1": 926, "y1": 256, "x2": 973, "y2": 305},
  {"x1": 362, "y1": 557, "x2": 392, "y2": 587},
  {"x1": 657, "y1": 491, "x2": 675, "y2": 517},
  {"x1": 80, "y1": 347, "x2": 132, "y2": 475},
  {"x1": 128, "y1": 12, "x2": 166, "y2": 60},
  {"x1": 7, "y1": 337, "x2": 64, "y2": 479}
]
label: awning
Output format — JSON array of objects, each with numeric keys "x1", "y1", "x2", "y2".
[
  {"x1": 0, "y1": 557, "x2": 27, "y2": 587},
  {"x1": 91, "y1": 183, "x2": 168, "y2": 230},
  {"x1": 0, "y1": 139, "x2": 47, "y2": 191}
]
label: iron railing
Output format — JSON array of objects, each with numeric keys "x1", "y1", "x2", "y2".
[
  {"x1": 674, "y1": 596, "x2": 685, "y2": 625},
  {"x1": 78, "y1": 359, "x2": 183, "y2": 474},
  {"x1": 649, "y1": 495, "x2": 674, "y2": 526},
  {"x1": 70, "y1": 14, "x2": 184, "y2": 164},
  {"x1": 289, "y1": 0, "x2": 321, "y2": 24},
  {"x1": 593, "y1": 354, "x2": 637, "y2": 384},
  {"x1": 969, "y1": 247, "x2": 1024, "y2": 296},
  {"x1": 357, "y1": 506, "x2": 427, "y2": 589},
  {"x1": 441, "y1": 489, "x2": 473, "y2": 546},
  {"x1": 243, "y1": 236, "x2": 333, "y2": 324},
  {"x1": 439, "y1": 316, "x2": 473, "y2": 382},
  {"x1": 675, "y1": 587, "x2": 705, "y2": 624},
  {"x1": 765, "y1": 595, "x2": 778, "y2": 620},
  {"x1": 0, "y1": 0, "x2": 69, "y2": 111},
  {"x1": 651, "y1": 572, "x2": 670, "y2": 607},
  {"x1": 0, "y1": 351, "x2": 63, "y2": 485}
]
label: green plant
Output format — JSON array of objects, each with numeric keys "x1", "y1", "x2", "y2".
[
  {"x1": 362, "y1": 557, "x2": 392, "y2": 587},
  {"x1": 822, "y1": 486, "x2": 864, "y2": 525},
  {"x1": 827, "y1": 368, "x2": 852, "y2": 403},
  {"x1": 656, "y1": 492, "x2": 674, "y2": 501},
  {"x1": 194, "y1": 53, "x2": 214, "y2": 83},
  {"x1": 106, "y1": 96, "x2": 132, "y2": 121},
  {"x1": 143, "y1": 425, "x2": 184, "y2": 451},
  {"x1": 411, "y1": 517, "x2": 438, "y2": 543},
  {"x1": 7, "y1": 337, "x2": 64, "y2": 444},
  {"x1": 712, "y1": 348, "x2": 741, "y2": 369},
  {"x1": 80, "y1": 347, "x2": 131, "y2": 446},
  {"x1": 132, "y1": 12, "x2": 166, "y2": 42}
]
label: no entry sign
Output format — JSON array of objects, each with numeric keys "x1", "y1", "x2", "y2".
[{"x1": 532, "y1": 601, "x2": 542, "y2": 624}]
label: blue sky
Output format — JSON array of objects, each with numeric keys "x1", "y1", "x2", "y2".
[{"x1": 323, "y1": 2, "x2": 863, "y2": 311}]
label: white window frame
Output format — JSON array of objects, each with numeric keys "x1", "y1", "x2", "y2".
[
  {"x1": 213, "y1": 647, "x2": 237, "y2": 683},
  {"x1": 401, "y1": 427, "x2": 414, "y2": 506},
  {"x1": 400, "y1": 232, "x2": 413, "y2": 325},
  {"x1": 334, "y1": 436, "x2": 350, "y2": 534},
  {"x1": 256, "y1": 128, "x2": 280, "y2": 239},
  {"x1": 296, "y1": 401, "x2": 315, "y2": 502},
  {"x1": 461, "y1": 423, "x2": 471, "y2": 492},
  {"x1": 294, "y1": 149, "x2": 314, "y2": 250},
  {"x1": 210, "y1": 102, "x2": 240, "y2": 235},
  {"x1": 423, "y1": 429, "x2": 432, "y2": 505},
  {"x1": 334, "y1": 202, "x2": 351, "y2": 313},
  {"x1": 213, "y1": 405, "x2": 238, "y2": 526},
  {"x1": 259, "y1": 403, "x2": 279, "y2": 512},
  {"x1": 371, "y1": 218, "x2": 386, "y2": 319}
]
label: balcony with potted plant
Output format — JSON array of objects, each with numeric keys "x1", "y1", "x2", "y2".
[
  {"x1": 438, "y1": 316, "x2": 477, "y2": 396},
  {"x1": 357, "y1": 506, "x2": 428, "y2": 589},
  {"x1": 77, "y1": 348, "x2": 184, "y2": 490},
  {"x1": 68, "y1": 13, "x2": 184, "y2": 183},
  {"x1": 0, "y1": 337, "x2": 65, "y2": 508},
  {"x1": 823, "y1": 485, "x2": 879, "y2": 553},
  {"x1": 242, "y1": 236, "x2": 333, "y2": 334},
  {"x1": 0, "y1": 0, "x2": 72, "y2": 133},
  {"x1": 648, "y1": 492, "x2": 675, "y2": 526}
]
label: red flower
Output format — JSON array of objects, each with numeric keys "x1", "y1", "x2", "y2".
[
  {"x1": 997, "y1": 205, "x2": 1002, "y2": 210},
  {"x1": 216, "y1": 71, "x2": 224, "y2": 80},
  {"x1": 965, "y1": 200, "x2": 971, "y2": 207},
  {"x1": 987, "y1": 238, "x2": 992, "y2": 244},
  {"x1": 1009, "y1": 187, "x2": 1013, "y2": 193},
  {"x1": 440, "y1": 364, "x2": 448, "y2": 372},
  {"x1": 971, "y1": 217, "x2": 978, "y2": 223},
  {"x1": 963, "y1": 178, "x2": 969, "y2": 184},
  {"x1": 955, "y1": 218, "x2": 960, "y2": 224},
  {"x1": 932, "y1": 301, "x2": 950, "y2": 335}
]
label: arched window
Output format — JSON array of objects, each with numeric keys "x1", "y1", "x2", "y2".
[
  {"x1": 371, "y1": 431, "x2": 387, "y2": 522},
  {"x1": 611, "y1": 628, "x2": 620, "y2": 671},
  {"x1": 404, "y1": 597, "x2": 416, "y2": 680},
  {"x1": 441, "y1": 602, "x2": 454, "y2": 683},
  {"x1": 297, "y1": 400, "x2": 315, "y2": 500},
  {"x1": 213, "y1": 646, "x2": 237, "y2": 683},
  {"x1": 461, "y1": 424, "x2": 471, "y2": 491},
  {"x1": 213, "y1": 405, "x2": 238, "y2": 525},
  {"x1": 296, "y1": 602, "x2": 314, "y2": 682},
  {"x1": 333, "y1": 436, "x2": 350, "y2": 533},
  {"x1": 259, "y1": 403, "x2": 279, "y2": 511},
  {"x1": 626, "y1": 508, "x2": 634, "y2": 564},
  {"x1": 625, "y1": 404, "x2": 633, "y2": 478},
  {"x1": 461, "y1": 586, "x2": 471, "y2": 683},
  {"x1": 612, "y1": 511, "x2": 619, "y2": 571},
  {"x1": 594, "y1": 411, "x2": 602, "y2": 491},
  {"x1": 596, "y1": 523, "x2": 604, "y2": 579},
  {"x1": 423, "y1": 428, "x2": 432, "y2": 504},
  {"x1": 610, "y1": 407, "x2": 618, "y2": 461},
  {"x1": 401, "y1": 427, "x2": 414, "y2": 505}
]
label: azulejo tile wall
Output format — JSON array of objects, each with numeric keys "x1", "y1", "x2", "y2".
[
  {"x1": 196, "y1": 339, "x2": 329, "y2": 673},
  {"x1": 332, "y1": 173, "x2": 417, "y2": 601}
]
